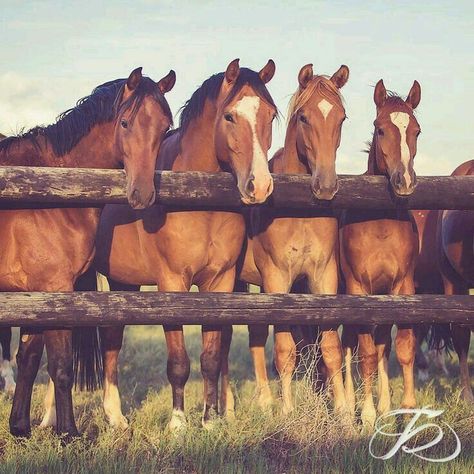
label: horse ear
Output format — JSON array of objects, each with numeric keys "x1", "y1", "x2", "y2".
[
  {"x1": 374, "y1": 79, "x2": 387, "y2": 108},
  {"x1": 330, "y1": 65, "x2": 349, "y2": 89},
  {"x1": 298, "y1": 64, "x2": 313, "y2": 89},
  {"x1": 225, "y1": 59, "x2": 240, "y2": 84},
  {"x1": 406, "y1": 80, "x2": 421, "y2": 109},
  {"x1": 259, "y1": 59, "x2": 276, "y2": 84},
  {"x1": 157, "y1": 70, "x2": 176, "y2": 94},
  {"x1": 126, "y1": 67, "x2": 143, "y2": 91}
]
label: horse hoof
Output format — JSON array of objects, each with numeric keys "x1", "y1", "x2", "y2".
[
  {"x1": 10, "y1": 426, "x2": 31, "y2": 439},
  {"x1": 167, "y1": 409, "x2": 187, "y2": 433},
  {"x1": 109, "y1": 415, "x2": 129, "y2": 430},
  {"x1": 461, "y1": 389, "x2": 474, "y2": 403}
]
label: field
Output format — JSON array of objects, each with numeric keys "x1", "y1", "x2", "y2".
[{"x1": 0, "y1": 323, "x2": 473, "y2": 474}]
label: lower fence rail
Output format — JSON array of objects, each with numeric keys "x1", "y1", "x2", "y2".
[{"x1": 0, "y1": 292, "x2": 472, "y2": 327}]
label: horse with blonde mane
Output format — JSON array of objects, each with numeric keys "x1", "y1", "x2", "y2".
[{"x1": 233, "y1": 64, "x2": 350, "y2": 415}]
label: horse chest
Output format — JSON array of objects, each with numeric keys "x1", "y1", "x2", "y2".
[{"x1": 257, "y1": 217, "x2": 337, "y2": 271}]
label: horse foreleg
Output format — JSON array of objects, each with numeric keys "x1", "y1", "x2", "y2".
[
  {"x1": 341, "y1": 325, "x2": 357, "y2": 417},
  {"x1": 219, "y1": 325, "x2": 235, "y2": 419},
  {"x1": 262, "y1": 271, "x2": 294, "y2": 414},
  {"x1": 452, "y1": 324, "x2": 473, "y2": 402},
  {"x1": 9, "y1": 330, "x2": 44, "y2": 437},
  {"x1": 374, "y1": 324, "x2": 392, "y2": 415},
  {"x1": 200, "y1": 268, "x2": 237, "y2": 427},
  {"x1": 248, "y1": 324, "x2": 272, "y2": 409},
  {"x1": 100, "y1": 326, "x2": 128, "y2": 428},
  {"x1": 0, "y1": 328, "x2": 15, "y2": 394},
  {"x1": 44, "y1": 329, "x2": 78, "y2": 438},
  {"x1": 309, "y1": 263, "x2": 347, "y2": 416}
]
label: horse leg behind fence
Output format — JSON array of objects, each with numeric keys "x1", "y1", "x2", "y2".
[{"x1": 0, "y1": 328, "x2": 15, "y2": 393}]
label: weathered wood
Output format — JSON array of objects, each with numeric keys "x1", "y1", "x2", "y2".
[
  {"x1": 0, "y1": 292, "x2": 472, "y2": 327},
  {"x1": 0, "y1": 166, "x2": 474, "y2": 210}
]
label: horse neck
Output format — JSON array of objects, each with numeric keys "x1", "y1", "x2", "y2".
[
  {"x1": 277, "y1": 117, "x2": 310, "y2": 174},
  {"x1": 177, "y1": 101, "x2": 222, "y2": 172},
  {"x1": 0, "y1": 122, "x2": 119, "y2": 169}
]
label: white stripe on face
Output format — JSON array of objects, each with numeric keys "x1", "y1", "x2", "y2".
[
  {"x1": 389, "y1": 111, "x2": 412, "y2": 186},
  {"x1": 318, "y1": 99, "x2": 333, "y2": 120},
  {"x1": 231, "y1": 96, "x2": 269, "y2": 179}
]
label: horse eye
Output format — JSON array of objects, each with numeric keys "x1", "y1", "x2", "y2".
[
  {"x1": 377, "y1": 128, "x2": 384, "y2": 136},
  {"x1": 299, "y1": 114, "x2": 308, "y2": 124},
  {"x1": 224, "y1": 113, "x2": 234, "y2": 123},
  {"x1": 120, "y1": 119, "x2": 129, "y2": 129}
]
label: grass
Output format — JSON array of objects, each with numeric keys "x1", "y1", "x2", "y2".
[{"x1": 0, "y1": 324, "x2": 473, "y2": 473}]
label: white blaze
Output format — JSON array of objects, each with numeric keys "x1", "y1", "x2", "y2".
[
  {"x1": 317, "y1": 99, "x2": 333, "y2": 120},
  {"x1": 390, "y1": 111, "x2": 412, "y2": 187},
  {"x1": 231, "y1": 96, "x2": 270, "y2": 191}
]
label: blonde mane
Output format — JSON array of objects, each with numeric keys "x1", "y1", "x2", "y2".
[{"x1": 287, "y1": 75, "x2": 343, "y2": 124}]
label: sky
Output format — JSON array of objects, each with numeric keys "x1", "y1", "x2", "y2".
[{"x1": 1, "y1": 0, "x2": 473, "y2": 175}]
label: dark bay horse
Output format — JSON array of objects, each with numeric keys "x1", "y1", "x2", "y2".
[
  {"x1": 235, "y1": 64, "x2": 350, "y2": 414},
  {"x1": 0, "y1": 67, "x2": 176, "y2": 438},
  {"x1": 340, "y1": 79, "x2": 421, "y2": 428},
  {"x1": 92, "y1": 59, "x2": 277, "y2": 430},
  {"x1": 0, "y1": 130, "x2": 15, "y2": 395},
  {"x1": 434, "y1": 160, "x2": 474, "y2": 402}
]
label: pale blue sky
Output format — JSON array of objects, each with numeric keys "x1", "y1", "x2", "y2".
[{"x1": 1, "y1": 0, "x2": 473, "y2": 174}]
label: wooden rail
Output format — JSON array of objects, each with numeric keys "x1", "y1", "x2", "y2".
[
  {"x1": 1, "y1": 166, "x2": 474, "y2": 210},
  {"x1": 0, "y1": 292, "x2": 472, "y2": 327}
]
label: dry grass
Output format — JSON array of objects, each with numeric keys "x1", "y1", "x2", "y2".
[{"x1": 0, "y1": 325, "x2": 473, "y2": 473}]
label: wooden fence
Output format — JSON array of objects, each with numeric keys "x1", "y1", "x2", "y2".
[{"x1": 0, "y1": 166, "x2": 473, "y2": 327}]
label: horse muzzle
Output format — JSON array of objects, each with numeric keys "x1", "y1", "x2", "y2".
[
  {"x1": 390, "y1": 169, "x2": 417, "y2": 197},
  {"x1": 240, "y1": 173, "x2": 274, "y2": 205},
  {"x1": 311, "y1": 173, "x2": 339, "y2": 201},
  {"x1": 127, "y1": 181, "x2": 156, "y2": 209}
]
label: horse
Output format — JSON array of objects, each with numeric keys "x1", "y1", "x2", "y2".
[
  {"x1": 412, "y1": 210, "x2": 448, "y2": 381},
  {"x1": 234, "y1": 64, "x2": 350, "y2": 415},
  {"x1": 0, "y1": 66, "x2": 176, "y2": 439},
  {"x1": 340, "y1": 79, "x2": 422, "y2": 428},
  {"x1": 433, "y1": 160, "x2": 474, "y2": 402},
  {"x1": 89, "y1": 59, "x2": 277, "y2": 430},
  {"x1": 0, "y1": 133, "x2": 16, "y2": 395}
]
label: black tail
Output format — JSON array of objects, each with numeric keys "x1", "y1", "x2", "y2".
[
  {"x1": 72, "y1": 268, "x2": 103, "y2": 391},
  {"x1": 428, "y1": 323, "x2": 454, "y2": 354}
]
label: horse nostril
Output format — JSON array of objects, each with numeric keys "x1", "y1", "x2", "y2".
[{"x1": 245, "y1": 175, "x2": 255, "y2": 195}]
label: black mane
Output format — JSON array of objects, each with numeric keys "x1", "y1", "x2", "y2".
[
  {"x1": 0, "y1": 76, "x2": 172, "y2": 157},
  {"x1": 178, "y1": 68, "x2": 276, "y2": 134}
]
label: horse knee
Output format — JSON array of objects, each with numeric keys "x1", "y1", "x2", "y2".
[
  {"x1": 320, "y1": 332, "x2": 343, "y2": 368},
  {"x1": 395, "y1": 330, "x2": 416, "y2": 366},
  {"x1": 274, "y1": 339, "x2": 296, "y2": 375},
  {"x1": 200, "y1": 347, "x2": 221, "y2": 382},
  {"x1": 167, "y1": 352, "x2": 190, "y2": 387}
]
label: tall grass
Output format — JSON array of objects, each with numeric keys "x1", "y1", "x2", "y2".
[{"x1": 0, "y1": 325, "x2": 473, "y2": 473}]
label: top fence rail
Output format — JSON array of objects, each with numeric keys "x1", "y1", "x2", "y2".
[{"x1": 1, "y1": 166, "x2": 473, "y2": 210}]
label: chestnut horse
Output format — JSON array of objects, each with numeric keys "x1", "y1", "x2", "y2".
[
  {"x1": 340, "y1": 79, "x2": 421, "y2": 428},
  {"x1": 91, "y1": 59, "x2": 277, "y2": 430},
  {"x1": 0, "y1": 67, "x2": 176, "y2": 438},
  {"x1": 434, "y1": 160, "x2": 474, "y2": 402},
  {"x1": 235, "y1": 64, "x2": 350, "y2": 414}
]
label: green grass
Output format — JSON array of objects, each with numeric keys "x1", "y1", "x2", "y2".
[{"x1": 0, "y1": 325, "x2": 473, "y2": 473}]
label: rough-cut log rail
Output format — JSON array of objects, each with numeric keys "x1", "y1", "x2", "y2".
[
  {"x1": 1, "y1": 166, "x2": 474, "y2": 210},
  {"x1": 0, "y1": 292, "x2": 472, "y2": 327}
]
